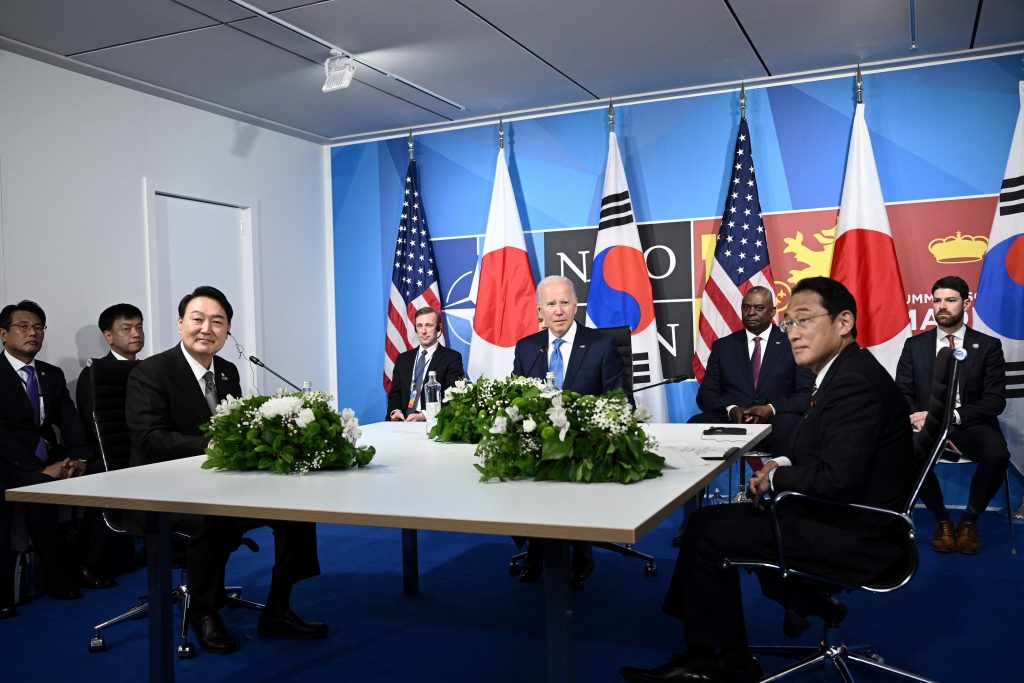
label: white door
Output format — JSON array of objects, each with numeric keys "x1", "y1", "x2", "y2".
[{"x1": 149, "y1": 193, "x2": 259, "y2": 397}]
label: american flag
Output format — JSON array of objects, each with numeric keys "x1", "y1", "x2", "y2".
[
  {"x1": 383, "y1": 159, "x2": 444, "y2": 393},
  {"x1": 693, "y1": 117, "x2": 775, "y2": 382}
]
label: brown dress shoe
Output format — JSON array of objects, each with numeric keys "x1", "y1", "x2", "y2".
[
  {"x1": 955, "y1": 520, "x2": 981, "y2": 554},
  {"x1": 930, "y1": 519, "x2": 956, "y2": 553}
]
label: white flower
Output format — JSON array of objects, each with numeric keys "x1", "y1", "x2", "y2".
[
  {"x1": 343, "y1": 424, "x2": 362, "y2": 444},
  {"x1": 215, "y1": 394, "x2": 240, "y2": 416},
  {"x1": 295, "y1": 408, "x2": 315, "y2": 428},
  {"x1": 259, "y1": 396, "x2": 303, "y2": 420},
  {"x1": 633, "y1": 403, "x2": 652, "y2": 423},
  {"x1": 505, "y1": 405, "x2": 522, "y2": 423},
  {"x1": 523, "y1": 417, "x2": 537, "y2": 433},
  {"x1": 489, "y1": 416, "x2": 508, "y2": 434},
  {"x1": 341, "y1": 407, "x2": 356, "y2": 423}
]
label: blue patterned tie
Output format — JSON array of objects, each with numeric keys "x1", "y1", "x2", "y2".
[
  {"x1": 550, "y1": 338, "x2": 565, "y2": 389},
  {"x1": 22, "y1": 366, "x2": 48, "y2": 461},
  {"x1": 410, "y1": 349, "x2": 428, "y2": 407}
]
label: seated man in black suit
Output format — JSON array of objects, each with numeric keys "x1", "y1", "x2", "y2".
[
  {"x1": 387, "y1": 306, "x2": 464, "y2": 421},
  {"x1": 0, "y1": 300, "x2": 93, "y2": 617},
  {"x1": 74, "y1": 303, "x2": 146, "y2": 585},
  {"x1": 512, "y1": 275, "x2": 627, "y2": 588},
  {"x1": 896, "y1": 275, "x2": 1010, "y2": 554},
  {"x1": 126, "y1": 286, "x2": 326, "y2": 653},
  {"x1": 689, "y1": 286, "x2": 814, "y2": 459},
  {"x1": 620, "y1": 277, "x2": 913, "y2": 683}
]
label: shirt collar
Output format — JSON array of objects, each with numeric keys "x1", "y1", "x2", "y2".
[
  {"x1": 549, "y1": 321, "x2": 577, "y2": 348},
  {"x1": 110, "y1": 349, "x2": 132, "y2": 362},
  {"x1": 3, "y1": 349, "x2": 34, "y2": 373},
  {"x1": 813, "y1": 353, "x2": 841, "y2": 392},
  {"x1": 179, "y1": 341, "x2": 213, "y2": 383},
  {"x1": 417, "y1": 341, "x2": 439, "y2": 356},
  {"x1": 745, "y1": 328, "x2": 770, "y2": 344}
]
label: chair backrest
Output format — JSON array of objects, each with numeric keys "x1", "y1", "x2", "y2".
[
  {"x1": 87, "y1": 359, "x2": 141, "y2": 474},
  {"x1": 903, "y1": 345, "x2": 963, "y2": 517},
  {"x1": 597, "y1": 325, "x2": 633, "y2": 393}
]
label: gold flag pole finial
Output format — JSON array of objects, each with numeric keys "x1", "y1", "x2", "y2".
[
  {"x1": 740, "y1": 83, "x2": 746, "y2": 120},
  {"x1": 498, "y1": 118, "x2": 504, "y2": 150},
  {"x1": 856, "y1": 65, "x2": 863, "y2": 104},
  {"x1": 608, "y1": 100, "x2": 614, "y2": 133},
  {"x1": 407, "y1": 130, "x2": 414, "y2": 161}
]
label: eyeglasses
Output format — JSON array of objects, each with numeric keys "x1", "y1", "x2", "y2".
[
  {"x1": 780, "y1": 313, "x2": 830, "y2": 333},
  {"x1": 7, "y1": 322, "x2": 46, "y2": 333},
  {"x1": 741, "y1": 304, "x2": 769, "y2": 313}
]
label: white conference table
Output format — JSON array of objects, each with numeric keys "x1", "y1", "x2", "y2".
[{"x1": 8, "y1": 421, "x2": 769, "y2": 683}]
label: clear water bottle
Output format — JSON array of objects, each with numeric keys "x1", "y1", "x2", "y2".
[
  {"x1": 301, "y1": 380, "x2": 312, "y2": 394},
  {"x1": 423, "y1": 371, "x2": 442, "y2": 432},
  {"x1": 544, "y1": 371, "x2": 556, "y2": 389}
]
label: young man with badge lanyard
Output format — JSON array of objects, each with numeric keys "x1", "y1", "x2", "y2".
[{"x1": 387, "y1": 307, "x2": 465, "y2": 422}]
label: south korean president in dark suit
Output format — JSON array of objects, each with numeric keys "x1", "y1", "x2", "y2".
[
  {"x1": 690, "y1": 286, "x2": 814, "y2": 459},
  {"x1": 621, "y1": 277, "x2": 913, "y2": 683},
  {"x1": 511, "y1": 275, "x2": 628, "y2": 588},
  {"x1": 387, "y1": 306, "x2": 464, "y2": 421},
  {"x1": 126, "y1": 286, "x2": 326, "y2": 654}
]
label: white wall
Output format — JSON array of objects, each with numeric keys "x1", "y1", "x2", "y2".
[{"x1": 0, "y1": 49, "x2": 331, "y2": 398}]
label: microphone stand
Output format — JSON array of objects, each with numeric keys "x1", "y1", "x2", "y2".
[
  {"x1": 632, "y1": 375, "x2": 688, "y2": 393},
  {"x1": 248, "y1": 356, "x2": 302, "y2": 392}
]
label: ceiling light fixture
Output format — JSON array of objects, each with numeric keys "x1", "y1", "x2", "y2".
[{"x1": 323, "y1": 51, "x2": 357, "y2": 92}]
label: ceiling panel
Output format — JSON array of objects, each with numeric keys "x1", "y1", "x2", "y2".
[
  {"x1": 0, "y1": 0, "x2": 1021, "y2": 142},
  {"x1": 461, "y1": 0, "x2": 767, "y2": 97},
  {"x1": 731, "y1": 0, "x2": 974, "y2": 75},
  {"x1": 0, "y1": 0, "x2": 217, "y2": 56},
  {"x1": 75, "y1": 24, "x2": 447, "y2": 138},
  {"x1": 271, "y1": 0, "x2": 596, "y2": 115},
  {"x1": 976, "y1": 0, "x2": 1024, "y2": 47}
]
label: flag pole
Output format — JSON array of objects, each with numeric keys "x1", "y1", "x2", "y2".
[
  {"x1": 608, "y1": 100, "x2": 614, "y2": 133},
  {"x1": 498, "y1": 118, "x2": 504, "y2": 150},
  {"x1": 408, "y1": 129, "x2": 414, "y2": 161},
  {"x1": 739, "y1": 82, "x2": 746, "y2": 120},
  {"x1": 856, "y1": 65, "x2": 863, "y2": 104}
]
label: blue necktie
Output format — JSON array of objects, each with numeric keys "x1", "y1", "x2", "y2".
[
  {"x1": 410, "y1": 349, "x2": 427, "y2": 408},
  {"x1": 550, "y1": 338, "x2": 565, "y2": 389},
  {"x1": 22, "y1": 366, "x2": 48, "y2": 461}
]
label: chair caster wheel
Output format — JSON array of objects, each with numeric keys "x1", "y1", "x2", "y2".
[
  {"x1": 508, "y1": 560, "x2": 522, "y2": 577},
  {"x1": 177, "y1": 642, "x2": 196, "y2": 659},
  {"x1": 644, "y1": 562, "x2": 658, "y2": 577},
  {"x1": 89, "y1": 635, "x2": 107, "y2": 653}
]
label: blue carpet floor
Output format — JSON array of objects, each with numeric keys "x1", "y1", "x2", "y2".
[{"x1": 2, "y1": 507, "x2": 1019, "y2": 682}]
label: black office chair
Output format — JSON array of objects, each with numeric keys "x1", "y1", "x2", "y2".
[
  {"x1": 723, "y1": 346, "x2": 963, "y2": 682},
  {"x1": 507, "y1": 326, "x2": 658, "y2": 579},
  {"x1": 85, "y1": 359, "x2": 263, "y2": 657}
]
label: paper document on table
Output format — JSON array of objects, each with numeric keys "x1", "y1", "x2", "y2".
[{"x1": 658, "y1": 445, "x2": 740, "y2": 470}]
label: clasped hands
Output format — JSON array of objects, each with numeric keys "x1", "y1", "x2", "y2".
[
  {"x1": 909, "y1": 411, "x2": 927, "y2": 431},
  {"x1": 41, "y1": 458, "x2": 86, "y2": 480},
  {"x1": 389, "y1": 409, "x2": 425, "y2": 422},
  {"x1": 748, "y1": 459, "x2": 778, "y2": 504},
  {"x1": 728, "y1": 405, "x2": 773, "y2": 424}
]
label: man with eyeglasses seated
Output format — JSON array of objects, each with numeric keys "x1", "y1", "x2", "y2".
[
  {"x1": 688, "y1": 286, "x2": 814, "y2": 459},
  {"x1": 895, "y1": 275, "x2": 1009, "y2": 555},
  {"x1": 620, "y1": 277, "x2": 913, "y2": 683},
  {"x1": 0, "y1": 300, "x2": 93, "y2": 618}
]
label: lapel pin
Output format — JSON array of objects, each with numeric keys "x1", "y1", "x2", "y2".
[{"x1": 971, "y1": 343, "x2": 979, "y2": 349}]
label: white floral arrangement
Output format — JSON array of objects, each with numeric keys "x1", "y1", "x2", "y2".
[
  {"x1": 201, "y1": 390, "x2": 374, "y2": 474},
  {"x1": 431, "y1": 376, "x2": 663, "y2": 484}
]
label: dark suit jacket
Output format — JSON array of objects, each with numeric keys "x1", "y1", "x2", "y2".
[
  {"x1": 126, "y1": 345, "x2": 239, "y2": 467},
  {"x1": 770, "y1": 343, "x2": 914, "y2": 583},
  {"x1": 76, "y1": 350, "x2": 116, "y2": 453},
  {"x1": 696, "y1": 326, "x2": 814, "y2": 417},
  {"x1": 0, "y1": 352, "x2": 90, "y2": 472},
  {"x1": 512, "y1": 325, "x2": 627, "y2": 397},
  {"x1": 386, "y1": 345, "x2": 465, "y2": 418},
  {"x1": 895, "y1": 327, "x2": 1006, "y2": 431}
]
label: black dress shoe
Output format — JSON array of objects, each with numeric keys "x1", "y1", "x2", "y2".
[
  {"x1": 519, "y1": 540, "x2": 544, "y2": 582},
  {"x1": 571, "y1": 557, "x2": 595, "y2": 589},
  {"x1": 79, "y1": 565, "x2": 117, "y2": 590},
  {"x1": 258, "y1": 608, "x2": 329, "y2": 639},
  {"x1": 46, "y1": 578, "x2": 83, "y2": 601},
  {"x1": 0, "y1": 605, "x2": 19, "y2": 619},
  {"x1": 190, "y1": 612, "x2": 237, "y2": 653},
  {"x1": 620, "y1": 653, "x2": 719, "y2": 682}
]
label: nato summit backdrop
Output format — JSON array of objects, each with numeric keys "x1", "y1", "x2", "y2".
[{"x1": 331, "y1": 53, "x2": 1022, "y2": 430}]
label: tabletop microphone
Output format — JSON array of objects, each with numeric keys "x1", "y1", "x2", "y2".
[
  {"x1": 524, "y1": 345, "x2": 547, "y2": 379},
  {"x1": 248, "y1": 355, "x2": 302, "y2": 392},
  {"x1": 633, "y1": 374, "x2": 688, "y2": 393}
]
